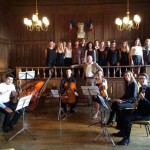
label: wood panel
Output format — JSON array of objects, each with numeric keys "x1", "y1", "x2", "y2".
[{"x1": 0, "y1": 1, "x2": 150, "y2": 68}]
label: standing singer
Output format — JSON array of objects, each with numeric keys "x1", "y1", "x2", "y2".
[{"x1": 117, "y1": 73, "x2": 150, "y2": 145}]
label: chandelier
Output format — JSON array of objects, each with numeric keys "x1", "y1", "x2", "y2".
[
  {"x1": 23, "y1": 0, "x2": 49, "y2": 31},
  {"x1": 115, "y1": 0, "x2": 141, "y2": 31}
]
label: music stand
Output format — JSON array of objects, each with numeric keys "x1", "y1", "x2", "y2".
[
  {"x1": 9, "y1": 94, "x2": 36, "y2": 141},
  {"x1": 92, "y1": 94, "x2": 115, "y2": 146},
  {"x1": 81, "y1": 86, "x2": 99, "y2": 118},
  {"x1": 19, "y1": 71, "x2": 35, "y2": 80},
  {"x1": 51, "y1": 90, "x2": 68, "y2": 121}
]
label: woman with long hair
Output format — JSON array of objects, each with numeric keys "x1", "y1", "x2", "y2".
[
  {"x1": 92, "y1": 70, "x2": 108, "y2": 119},
  {"x1": 107, "y1": 70, "x2": 138, "y2": 131}
]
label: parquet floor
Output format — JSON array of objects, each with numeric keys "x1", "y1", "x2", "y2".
[{"x1": 0, "y1": 98, "x2": 150, "y2": 150}]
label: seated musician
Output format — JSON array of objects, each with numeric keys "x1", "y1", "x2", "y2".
[
  {"x1": 0, "y1": 73, "x2": 22, "y2": 132},
  {"x1": 59, "y1": 68, "x2": 78, "y2": 113},
  {"x1": 92, "y1": 70, "x2": 108, "y2": 119},
  {"x1": 107, "y1": 70, "x2": 138, "y2": 130},
  {"x1": 117, "y1": 73, "x2": 150, "y2": 145}
]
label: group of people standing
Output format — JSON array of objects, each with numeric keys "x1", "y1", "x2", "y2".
[{"x1": 45, "y1": 38, "x2": 150, "y2": 77}]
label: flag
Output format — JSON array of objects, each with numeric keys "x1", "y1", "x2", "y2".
[
  {"x1": 87, "y1": 19, "x2": 94, "y2": 32},
  {"x1": 68, "y1": 20, "x2": 75, "y2": 32}
]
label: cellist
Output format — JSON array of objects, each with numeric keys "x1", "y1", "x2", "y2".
[{"x1": 59, "y1": 68, "x2": 78, "y2": 113}]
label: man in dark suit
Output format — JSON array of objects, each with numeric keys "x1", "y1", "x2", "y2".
[{"x1": 117, "y1": 73, "x2": 150, "y2": 145}]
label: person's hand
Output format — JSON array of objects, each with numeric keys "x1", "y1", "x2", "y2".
[
  {"x1": 116, "y1": 99, "x2": 123, "y2": 103},
  {"x1": 74, "y1": 92, "x2": 78, "y2": 96},
  {"x1": 133, "y1": 101, "x2": 138, "y2": 109},
  {"x1": 139, "y1": 92, "x2": 145, "y2": 100},
  {"x1": 70, "y1": 65, "x2": 74, "y2": 68},
  {"x1": 4, "y1": 107, "x2": 13, "y2": 113},
  {"x1": 111, "y1": 99, "x2": 119, "y2": 102}
]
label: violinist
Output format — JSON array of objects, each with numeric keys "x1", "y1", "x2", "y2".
[
  {"x1": 0, "y1": 73, "x2": 22, "y2": 133},
  {"x1": 92, "y1": 70, "x2": 108, "y2": 119},
  {"x1": 59, "y1": 68, "x2": 78, "y2": 113},
  {"x1": 117, "y1": 73, "x2": 150, "y2": 145}
]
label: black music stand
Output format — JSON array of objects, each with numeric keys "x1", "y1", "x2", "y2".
[
  {"x1": 9, "y1": 94, "x2": 36, "y2": 141},
  {"x1": 92, "y1": 94, "x2": 115, "y2": 146},
  {"x1": 81, "y1": 86, "x2": 99, "y2": 118},
  {"x1": 51, "y1": 90, "x2": 68, "y2": 120}
]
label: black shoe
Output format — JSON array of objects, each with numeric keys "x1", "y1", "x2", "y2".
[
  {"x1": 117, "y1": 138, "x2": 130, "y2": 146},
  {"x1": 113, "y1": 131, "x2": 125, "y2": 137},
  {"x1": 107, "y1": 120, "x2": 113, "y2": 126},
  {"x1": 2, "y1": 126, "x2": 13, "y2": 133},
  {"x1": 70, "y1": 109, "x2": 77, "y2": 113}
]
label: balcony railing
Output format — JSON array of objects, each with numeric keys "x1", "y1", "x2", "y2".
[{"x1": 15, "y1": 65, "x2": 149, "y2": 79}]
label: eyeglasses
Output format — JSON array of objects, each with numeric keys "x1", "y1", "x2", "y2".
[{"x1": 138, "y1": 77, "x2": 147, "y2": 80}]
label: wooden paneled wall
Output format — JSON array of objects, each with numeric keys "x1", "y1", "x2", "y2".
[
  {"x1": 0, "y1": 0, "x2": 9, "y2": 69},
  {"x1": 0, "y1": 0, "x2": 150, "y2": 68}
]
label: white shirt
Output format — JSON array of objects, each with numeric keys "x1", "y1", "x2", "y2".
[
  {"x1": 65, "y1": 48, "x2": 72, "y2": 58},
  {"x1": 130, "y1": 46, "x2": 143, "y2": 56},
  {"x1": 0, "y1": 82, "x2": 16, "y2": 109},
  {"x1": 86, "y1": 63, "x2": 94, "y2": 77}
]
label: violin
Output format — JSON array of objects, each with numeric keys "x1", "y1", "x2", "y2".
[
  {"x1": 61, "y1": 82, "x2": 76, "y2": 104},
  {"x1": 96, "y1": 78, "x2": 107, "y2": 98}
]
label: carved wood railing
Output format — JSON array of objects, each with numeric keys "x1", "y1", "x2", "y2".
[
  {"x1": 15, "y1": 65, "x2": 149, "y2": 79},
  {"x1": 14, "y1": 65, "x2": 150, "y2": 99}
]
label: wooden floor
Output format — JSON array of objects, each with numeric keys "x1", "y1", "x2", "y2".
[{"x1": 0, "y1": 98, "x2": 150, "y2": 150}]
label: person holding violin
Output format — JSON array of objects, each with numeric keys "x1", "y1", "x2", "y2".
[
  {"x1": 59, "y1": 68, "x2": 78, "y2": 113},
  {"x1": 0, "y1": 73, "x2": 22, "y2": 133},
  {"x1": 117, "y1": 73, "x2": 150, "y2": 145},
  {"x1": 92, "y1": 70, "x2": 108, "y2": 119}
]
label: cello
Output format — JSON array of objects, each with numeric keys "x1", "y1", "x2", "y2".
[{"x1": 61, "y1": 82, "x2": 76, "y2": 104}]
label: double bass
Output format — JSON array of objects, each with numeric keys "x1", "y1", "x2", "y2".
[
  {"x1": 61, "y1": 82, "x2": 76, "y2": 104},
  {"x1": 14, "y1": 75, "x2": 51, "y2": 111}
]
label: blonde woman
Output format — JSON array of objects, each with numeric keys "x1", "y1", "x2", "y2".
[
  {"x1": 64, "y1": 41, "x2": 72, "y2": 66},
  {"x1": 92, "y1": 70, "x2": 108, "y2": 119},
  {"x1": 56, "y1": 42, "x2": 65, "y2": 77}
]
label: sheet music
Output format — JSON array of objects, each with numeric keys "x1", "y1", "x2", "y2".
[
  {"x1": 51, "y1": 90, "x2": 60, "y2": 98},
  {"x1": 19, "y1": 71, "x2": 35, "y2": 79},
  {"x1": 16, "y1": 94, "x2": 32, "y2": 111},
  {"x1": 81, "y1": 86, "x2": 99, "y2": 96}
]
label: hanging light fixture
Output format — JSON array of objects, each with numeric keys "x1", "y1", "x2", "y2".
[
  {"x1": 115, "y1": 0, "x2": 141, "y2": 31},
  {"x1": 23, "y1": 0, "x2": 49, "y2": 31}
]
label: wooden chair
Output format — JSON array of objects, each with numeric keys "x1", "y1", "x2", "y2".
[{"x1": 132, "y1": 120, "x2": 150, "y2": 137}]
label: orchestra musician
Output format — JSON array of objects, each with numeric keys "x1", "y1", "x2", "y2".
[
  {"x1": 107, "y1": 70, "x2": 138, "y2": 130},
  {"x1": 0, "y1": 73, "x2": 22, "y2": 133},
  {"x1": 92, "y1": 70, "x2": 108, "y2": 119},
  {"x1": 117, "y1": 73, "x2": 150, "y2": 145},
  {"x1": 59, "y1": 68, "x2": 78, "y2": 113}
]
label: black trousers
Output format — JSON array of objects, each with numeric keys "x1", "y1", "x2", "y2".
[
  {"x1": 0, "y1": 101, "x2": 22, "y2": 130},
  {"x1": 108, "y1": 101, "x2": 133, "y2": 128},
  {"x1": 121, "y1": 110, "x2": 150, "y2": 140}
]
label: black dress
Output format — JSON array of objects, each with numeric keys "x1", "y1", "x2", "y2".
[
  {"x1": 97, "y1": 50, "x2": 107, "y2": 76},
  {"x1": 46, "y1": 48, "x2": 56, "y2": 67},
  {"x1": 107, "y1": 49, "x2": 120, "y2": 77},
  {"x1": 56, "y1": 52, "x2": 65, "y2": 77},
  {"x1": 120, "y1": 51, "x2": 129, "y2": 76}
]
